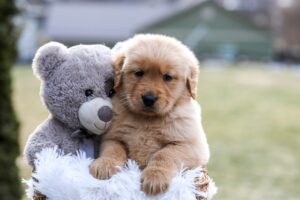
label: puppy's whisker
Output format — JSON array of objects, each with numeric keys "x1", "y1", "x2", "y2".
[{"x1": 119, "y1": 97, "x2": 130, "y2": 106}]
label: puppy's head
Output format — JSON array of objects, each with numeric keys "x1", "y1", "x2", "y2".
[{"x1": 113, "y1": 34, "x2": 199, "y2": 116}]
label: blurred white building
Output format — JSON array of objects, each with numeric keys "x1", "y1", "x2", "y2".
[
  {"x1": 18, "y1": 0, "x2": 290, "y2": 62},
  {"x1": 17, "y1": 0, "x2": 198, "y2": 61}
]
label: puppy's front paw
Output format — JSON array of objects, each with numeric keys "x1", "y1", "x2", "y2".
[
  {"x1": 89, "y1": 157, "x2": 120, "y2": 180},
  {"x1": 141, "y1": 167, "x2": 172, "y2": 196}
]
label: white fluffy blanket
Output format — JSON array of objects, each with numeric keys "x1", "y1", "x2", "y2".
[{"x1": 24, "y1": 148, "x2": 217, "y2": 200}]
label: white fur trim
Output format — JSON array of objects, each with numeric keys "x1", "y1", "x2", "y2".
[{"x1": 24, "y1": 147, "x2": 217, "y2": 200}]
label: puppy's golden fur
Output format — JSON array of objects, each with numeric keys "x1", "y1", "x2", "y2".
[{"x1": 90, "y1": 34, "x2": 210, "y2": 195}]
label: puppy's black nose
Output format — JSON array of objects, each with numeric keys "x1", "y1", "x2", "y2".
[
  {"x1": 142, "y1": 93, "x2": 157, "y2": 107},
  {"x1": 98, "y1": 106, "x2": 113, "y2": 122}
]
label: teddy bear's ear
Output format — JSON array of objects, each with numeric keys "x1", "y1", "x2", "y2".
[{"x1": 33, "y1": 42, "x2": 68, "y2": 80}]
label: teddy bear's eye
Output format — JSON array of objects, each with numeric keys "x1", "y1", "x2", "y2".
[
  {"x1": 85, "y1": 89, "x2": 94, "y2": 97},
  {"x1": 108, "y1": 89, "x2": 115, "y2": 98},
  {"x1": 105, "y1": 78, "x2": 115, "y2": 98}
]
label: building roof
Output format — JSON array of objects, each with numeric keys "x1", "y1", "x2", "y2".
[
  {"x1": 144, "y1": 0, "x2": 272, "y2": 60},
  {"x1": 45, "y1": 0, "x2": 202, "y2": 43}
]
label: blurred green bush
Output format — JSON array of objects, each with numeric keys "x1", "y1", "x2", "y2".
[{"x1": 0, "y1": 0, "x2": 22, "y2": 199}]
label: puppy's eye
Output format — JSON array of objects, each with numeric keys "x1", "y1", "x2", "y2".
[
  {"x1": 108, "y1": 89, "x2": 115, "y2": 98},
  {"x1": 163, "y1": 74, "x2": 173, "y2": 81},
  {"x1": 85, "y1": 89, "x2": 94, "y2": 97},
  {"x1": 135, "y1": 70, "x2": 144, "y2": 77}
]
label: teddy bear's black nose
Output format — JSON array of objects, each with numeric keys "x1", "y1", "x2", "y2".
[{"x1": 98, "y1": 106, "x2": 113, "y2": 122}]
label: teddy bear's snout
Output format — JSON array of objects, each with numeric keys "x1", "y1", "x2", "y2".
[
  {"x1": 98, "y1": 106, "x2": 113, "y2": 122},
  {"x1": 78, "y1": 97, "x2": 113, "y2": 135}
]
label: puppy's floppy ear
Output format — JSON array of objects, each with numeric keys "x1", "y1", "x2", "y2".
[
  {"x1": 112, "y1": 50, "x2": 125, "y2": 90},
  {"x1": 186, "y1": 63, "x2": 199, "y2": 100},
  {"x1": 33, "y1": 42, "x2": 68, "y2": 81}
]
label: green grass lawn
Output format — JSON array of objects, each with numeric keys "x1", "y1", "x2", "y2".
[{"x1": 13, "y1": 66, "x2": 300, "y2": 200}]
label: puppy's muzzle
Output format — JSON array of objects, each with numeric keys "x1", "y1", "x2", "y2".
[{"x1": 142, "y1": 93, "x2": 158, "y2": 107}]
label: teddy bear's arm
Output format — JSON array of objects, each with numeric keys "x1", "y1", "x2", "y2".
[
  {"x1": 24, "y1": 116, "x2": 83, "y2": 168},
  {"x1": 23, "y1": 118, "x2": 66, "y2": 168},
  {"x1": 24, "y1": 130, "x2": 58, "y2": 168}
]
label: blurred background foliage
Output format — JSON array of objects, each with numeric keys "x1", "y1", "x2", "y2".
[
  {"x1": 1, "y1": 0, "x2": 300, "y2": 200},
  {"x1": 0, "y1": 0, "x2": 22, "y2": 199}
]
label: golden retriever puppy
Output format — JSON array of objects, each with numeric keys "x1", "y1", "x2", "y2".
[{"x1": 90, "y1": 34, "x2": 210, "y2": 196}]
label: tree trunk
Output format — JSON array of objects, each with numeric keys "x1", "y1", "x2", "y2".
[{"x1": 0, "y1": 0, "x2": 22, "y2": 199}]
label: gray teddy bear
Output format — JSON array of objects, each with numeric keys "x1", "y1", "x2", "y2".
[{"x1": 24, "y1": 42, "x2": 115, "y2": 168}]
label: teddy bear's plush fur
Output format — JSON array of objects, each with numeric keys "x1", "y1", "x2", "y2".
[{"x1": 24, "y1": 42, "x2": 115, "y2": 167}]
